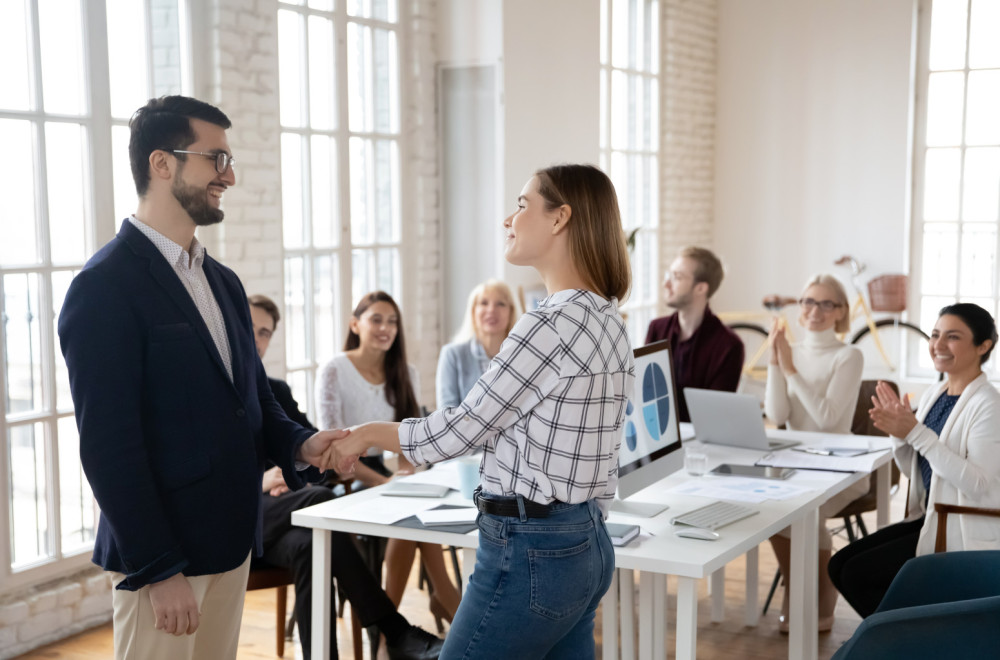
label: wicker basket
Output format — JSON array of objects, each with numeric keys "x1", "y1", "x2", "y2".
[{"x1": 868, "y1": 274, "x2": 908, "y2": 313}]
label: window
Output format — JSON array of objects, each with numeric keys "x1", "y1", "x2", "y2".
[
  {"x1": 0, "y1": 0, "x2": 188, "y2": 593},
  {"x1": 278, "y1": 0, "x2": 404, "y2": 418},
  {"x1": 913, "y1": 0, "x2": 1000, "y2": 371},
  {"x1": 600, "y1": 0, "x2": 661, "y2": 343}
]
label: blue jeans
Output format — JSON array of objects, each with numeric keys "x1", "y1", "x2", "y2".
[{"x1": 440, "y1": 495, "x2": 615, "y2": 660}]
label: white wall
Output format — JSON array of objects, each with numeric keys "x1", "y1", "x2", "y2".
[{"x1": 712, "y1": 0, "x2": 917, "y2": 312}]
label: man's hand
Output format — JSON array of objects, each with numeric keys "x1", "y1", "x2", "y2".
[
  {"x1": 323, "y1": 429, "x2": 371, "y2": 475},
  {"x1": 262, "y1": 466, "x2": 289, "y2": 497},
  {"x1": 298, "y1": 428, "x2": 352, "y2": 471},
  {"x1": 148, "y1": 573, "x2": 200, "y2": 636}
]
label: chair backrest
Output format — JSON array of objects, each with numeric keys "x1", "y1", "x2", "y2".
[
  {"x1": 934, "y1": 502, "x2": 1000, "y2": 552},
  {"x1": 851, "y1": 380, "x2": 897, "y2": 436}
]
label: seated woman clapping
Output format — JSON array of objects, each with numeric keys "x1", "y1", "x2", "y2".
[
  {"x1": 764, "y1": 274, "x2": 865, "y2": 633},
  {"x1": 829, "y1": 302, "x2": 1000, "y2": 617}
]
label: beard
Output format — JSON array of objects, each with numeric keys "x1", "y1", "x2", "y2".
[
  {"x1": 172, "y1": 177, "x2": 224, "y2": 227},
  {"x1": 666, "y1": 290, "x2": 693, "y2": 310}
]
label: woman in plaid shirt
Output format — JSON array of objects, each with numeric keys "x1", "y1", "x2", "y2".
[{"x1": 330, "y1": 164, "x2": 635, "y2": 659}]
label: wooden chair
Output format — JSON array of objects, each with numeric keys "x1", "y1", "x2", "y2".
[
  {"x1": 246, "y1": 564, "x2": 295, "y2": 657},
  {"x1": 934, "y1": 502, "x2": 1000, "y2": 552}
]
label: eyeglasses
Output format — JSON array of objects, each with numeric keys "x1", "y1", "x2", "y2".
[
  {"x1": 171, "y1": 150, "x2": 235, "y2": 174},
  {"x1": 799, "y1": 298, "x2": 842, "y2": 312}
]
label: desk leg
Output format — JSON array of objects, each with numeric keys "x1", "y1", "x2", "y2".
[
  {"x1": 710, "y1": 567, "x2": 725, "y2": 622},
  {"x1": 676, "y1": 576, "x2": 698, "y2": 660},
  {"x1": 312, "y1": 529, "x2": 332, "y2": 660},
  {"x1": 789, "y1": 508, "x2": 819, "y2": 660},
  {"x1": 638, "y1": 572, "x2": 653, "y2": 659},
  {"x1": 876, "y1": 462, "x2": 890, "y2": 529},
  {"x1": 745, "y1": 545, "x2": 760, "y2": 627},
  {"x1": 653, "y1": 574, "x2": 666, "y2": 660},
  {"x1": 602, "y1": 570, "x2": 619, "y2": 660},
  {"x1": 461, "y1": 547, "x2": 475, "y2": 592},
  {"x1": 619, "y1": 569, "x2": 635, "y2": 660}
]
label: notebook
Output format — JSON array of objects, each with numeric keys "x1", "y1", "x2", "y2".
[{"x1": 684, "y1": 388, "x2": 799, "y2": 451}]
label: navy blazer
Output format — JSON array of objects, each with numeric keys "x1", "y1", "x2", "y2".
[{"x1": 58, "y1": 221, "x2": 315, "y2": 590}]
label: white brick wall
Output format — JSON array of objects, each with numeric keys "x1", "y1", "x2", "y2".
[
  {"x1": 659, "y1": 0, "x2": 718, "y2": 313},
  {"x1": 0, "y1": 568, "x2": 112, "y2": 660}
]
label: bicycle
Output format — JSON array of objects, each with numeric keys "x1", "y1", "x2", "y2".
[{"x1": 721, "y1": 256, "x2": 932, "y2": 387}]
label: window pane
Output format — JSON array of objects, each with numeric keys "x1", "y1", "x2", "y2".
[
  {"x1": 46, "y1": 122, "x2": 89, "y2": 264},
  {"x1": 0, "y1": 0, "x2": 31, "y2": 111},
  {"x1": 610, "y1": 151, "x2": 629, "y2": 228},
  {"x1": 647, "y1": 155, "x2": 659, "y2": 230},
  {"x1": 313, "y1": 255, "x2": 338, "y2": 364},
  {"x1": 284, "y1": 257, "x2": 308, "y2": 366},
  {"x1": 309, "y1": 0, "x2": 334, "y2": 9},
  {"x1": 374, "y1": 140, "x2": 399, "y2": 243},
  {"x1": 106, "y1": 0, "x2": 150, "y2": 119},
  {"x1": 38, "y1": 0, "x2": 85, "y2": 115},
  {"x1": 929, "y1": 0, "x2": 969, "y2": 71},
  {"x1": 349, "y1": 137, "x2": 373, "y2": 244},
  {"x1": 646, "y1": 77, "x2": 659, "y2": 151},
  {"x1": 600, "y1": 0, "x2": 609, "y2": 66},
  {"x1": 920, "y1": 296, "x2": 957, "y2": 341},
  {"x1": 4, "y1": 273, "x2": 44, "y2": 416},
  {"x1": 921, "y1": 223, "x2": 959, "y2": 295},
  {"x1": 611, "y1": 0, "x2": 631, "y2": 69},
  {"x1": 278, "y1": 10, "x2": 306, "y2": 128},
  {"x1": 287, "y1": 369, "x2": 311, "y2": 422},
  {"x1": 611, "y1": 70, "x2": 628, "y2": 150},
  {"x1": 281, "y1": 133, "x2": 306, "y2": 248},
  {"x1": 969, "y1": 0, "x2": 1000, "y2": 68},
  {"x1": 9, "y1": 422, "x2": 49, "y2": 568},
  {"x1": 348, "y1": 0, "x2": 398, "y2": 22},
  {"x1": 647, "y1": 0, "x2": 660, "y2": 75},
  {"x1": 52, "y1": 270, "x2": 77, "y2": 412},
  {"x1": 149, "y1": 0, "x2": 183, "y2": 96},
  {"x1": 58, "y1": 416, "x2": 95, "y2": 554},
  {"x1": 376, "y1": 247, "x2": 400, "y2": 297},
  {"x1": 923, "y1": 148, "x2": 961, "y2": 221},
  {"x1": 965, "y1": 70, "x2": 1000, "y2": 146},
  {"x1": 310, "y1": 135, "x2": 338, "y2": 248},
  {"x1": 959, "y1": 224, "x2": 996, "y2": 297},
  {"x1": 599, "y1": 71, "x2": 608, "y2": 151},
  {"x1": 347, "y1": 25, "x2": 399, "y2": 134},
  {"x1": 0, "y1": 119, "x2": 38, "y2": 266},
  {"x1": 925, "y1": 72, "x2": 965, "y2": 147},
  {"x1": 963, "y1": 148, "x2": 1000, "y2": 223},
  {"x1": 308, "y1": 16, "x2": 335, "y2": 130},
  {"x1": 112, "y1": 124, "x2": 136, "y2": 228},
  {"x1": 351, "y1": 249, "x2": 373, "y2": 305}
]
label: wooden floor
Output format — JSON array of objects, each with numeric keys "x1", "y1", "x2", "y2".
[{"x1": 18, "y1": 503, "x2": 899, "y2": 660}]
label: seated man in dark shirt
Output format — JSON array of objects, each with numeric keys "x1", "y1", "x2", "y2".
[
  {"x1": 645, "y1": 247, "x2": 744, "y2": 422},
  {"x1": 248, "y1": 294, "x2": 443, "y2": 660}
]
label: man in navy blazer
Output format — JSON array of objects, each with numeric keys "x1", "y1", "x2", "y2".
[{"x1": 58, "y1": 96, "x2": 346, "y2": 660}]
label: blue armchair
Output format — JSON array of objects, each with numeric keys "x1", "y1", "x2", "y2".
[{"x1": 831, "y1": 550, "x2": 1000, "y2": 660}]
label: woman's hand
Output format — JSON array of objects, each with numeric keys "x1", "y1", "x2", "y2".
[
  {"x1": 869, "y1": 380, "x2": 918, "y2": 438},
  {"x1": 324, "y1": 427, "x2": 370, "y2": 475},
  {"x1": 770, "y1": 320, "x2": 796, "y2": 375}
]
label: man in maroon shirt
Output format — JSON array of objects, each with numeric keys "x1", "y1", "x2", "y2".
[{"x1": 645, "y1": 246, "x2": 744, "y2": 422}]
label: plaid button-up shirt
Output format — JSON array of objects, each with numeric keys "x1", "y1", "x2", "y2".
[{"x1": 400, "y1": 289, "x2": 635, "y2": 516}]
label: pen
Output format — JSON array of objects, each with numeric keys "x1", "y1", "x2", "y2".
[{"x1": 792, "y1": 447, "x2": 833, "y2": 456}]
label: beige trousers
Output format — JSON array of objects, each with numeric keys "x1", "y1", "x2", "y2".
[{"x1": 111, "y1": 553, "x2": 251, "y2": 660}]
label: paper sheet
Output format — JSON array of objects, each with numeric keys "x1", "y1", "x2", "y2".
[
  {"x1": 393, "y1": 461, "x2": 463, "y2": 489},
  {"x1": 327, "y1": 496, "x2": 439, "y2": 525},
  {"x1": 755, "y1": 446, "x2": 890, "y2": 473},
  {"x1": 416, "y1": 507, "x2": 478, "y2": 525},
  {"x1": 668, "y1": 477, "x2": 813, "y2": 503}
]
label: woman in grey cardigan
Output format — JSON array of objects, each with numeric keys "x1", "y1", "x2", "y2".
[{"x1": 436, "y1": 279, "x2": 519, "y2": 408}]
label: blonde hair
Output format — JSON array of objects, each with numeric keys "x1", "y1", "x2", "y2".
[
  {"x1": 535, "y1": 164, "x2": 631, "y2": 302},
  {"x1": 455, "y1": 279, "x2": 519, "y2": 343},
  {"x1": 802, "y1": 274, "x2": 851, "y2": 334}
]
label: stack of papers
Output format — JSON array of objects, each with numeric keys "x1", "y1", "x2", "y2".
[
  {"x1": 416, "y1": 508, "x2": 478, "y2": 526},
  {"x1": 667, "y1": 478, "x2": 813, "y2": 503}
]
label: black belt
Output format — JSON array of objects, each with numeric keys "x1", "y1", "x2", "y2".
[{"x1": 473, "y1": 487, "x2": 552, "y2": 519}]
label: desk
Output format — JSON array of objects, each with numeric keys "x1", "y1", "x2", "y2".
[{"x1": 293, "y1": 431, "x2": 892, "y2": 660}]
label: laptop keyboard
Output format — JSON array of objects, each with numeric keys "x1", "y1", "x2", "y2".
[{"x1": 670, "y1": 500, "x2": 760, "y2": 530}]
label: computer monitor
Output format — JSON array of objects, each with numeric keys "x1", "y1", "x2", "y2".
[{"x1": 612, "y1": 340, "x2": 684, "y2": 517}]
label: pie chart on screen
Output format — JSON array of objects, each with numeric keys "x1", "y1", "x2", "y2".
[
  {"x1": 641, "y1": 362, "x2": 670, "y2": 441},
  {"x1": 624, "y1": 400, "x2": 638, "y2": 451}
]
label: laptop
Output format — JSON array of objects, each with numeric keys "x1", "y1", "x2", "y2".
[{"x1": 683, "y1": 388, "x2": 799, "y2": 451}]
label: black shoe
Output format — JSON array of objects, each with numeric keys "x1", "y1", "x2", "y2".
[{"x1": 385, "y1": 625, "x2": 444, "y2": 660}]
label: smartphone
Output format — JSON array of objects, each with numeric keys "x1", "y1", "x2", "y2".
[{"x1": 708, "y1": 463, "x2": 797, "y2": 480}]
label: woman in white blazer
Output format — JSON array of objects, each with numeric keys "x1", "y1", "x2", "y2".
[{"x1": 829, "y1": 302, "x2": 1000, "y2": 617}]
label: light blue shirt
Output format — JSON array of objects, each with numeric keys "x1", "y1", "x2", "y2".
[{"x1": 435, "y1": 338, "x2": 491, "y2": 409}]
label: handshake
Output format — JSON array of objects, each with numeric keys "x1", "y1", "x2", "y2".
[{"x1": 299, "y1": 423, "x2": 392, "y2": 475}]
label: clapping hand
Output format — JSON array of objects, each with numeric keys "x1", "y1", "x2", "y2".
[
  {"x1": 769, "y1": 317, "x2": 795, "y2": 374},
  {"x1": 869, "y1": 380, "x2": 917, "y2": 438}
]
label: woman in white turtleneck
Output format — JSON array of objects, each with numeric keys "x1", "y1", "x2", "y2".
[{"x1": 765, "y1": 274, "x2": 864, "y2": 633}]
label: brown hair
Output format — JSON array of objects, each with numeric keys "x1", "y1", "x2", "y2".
[
  {"x1": 344, "y1": 291, "x2": 420, "y2": 421},
  {"x1": 802, "y1": 274, "x2": 851, "y2": 334},
  {"x1": 248, "y1": 294, "x2": 281, "y2": 328},
  {"x1": 535, "y1": 164, "x2": 631, "y2": 302},
  {"x1": 456, "y1": 279, "x2": 520, "y2": 342},
  {"x1": 679, "y1": 246, "x2": 725, "y2": 299}
]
